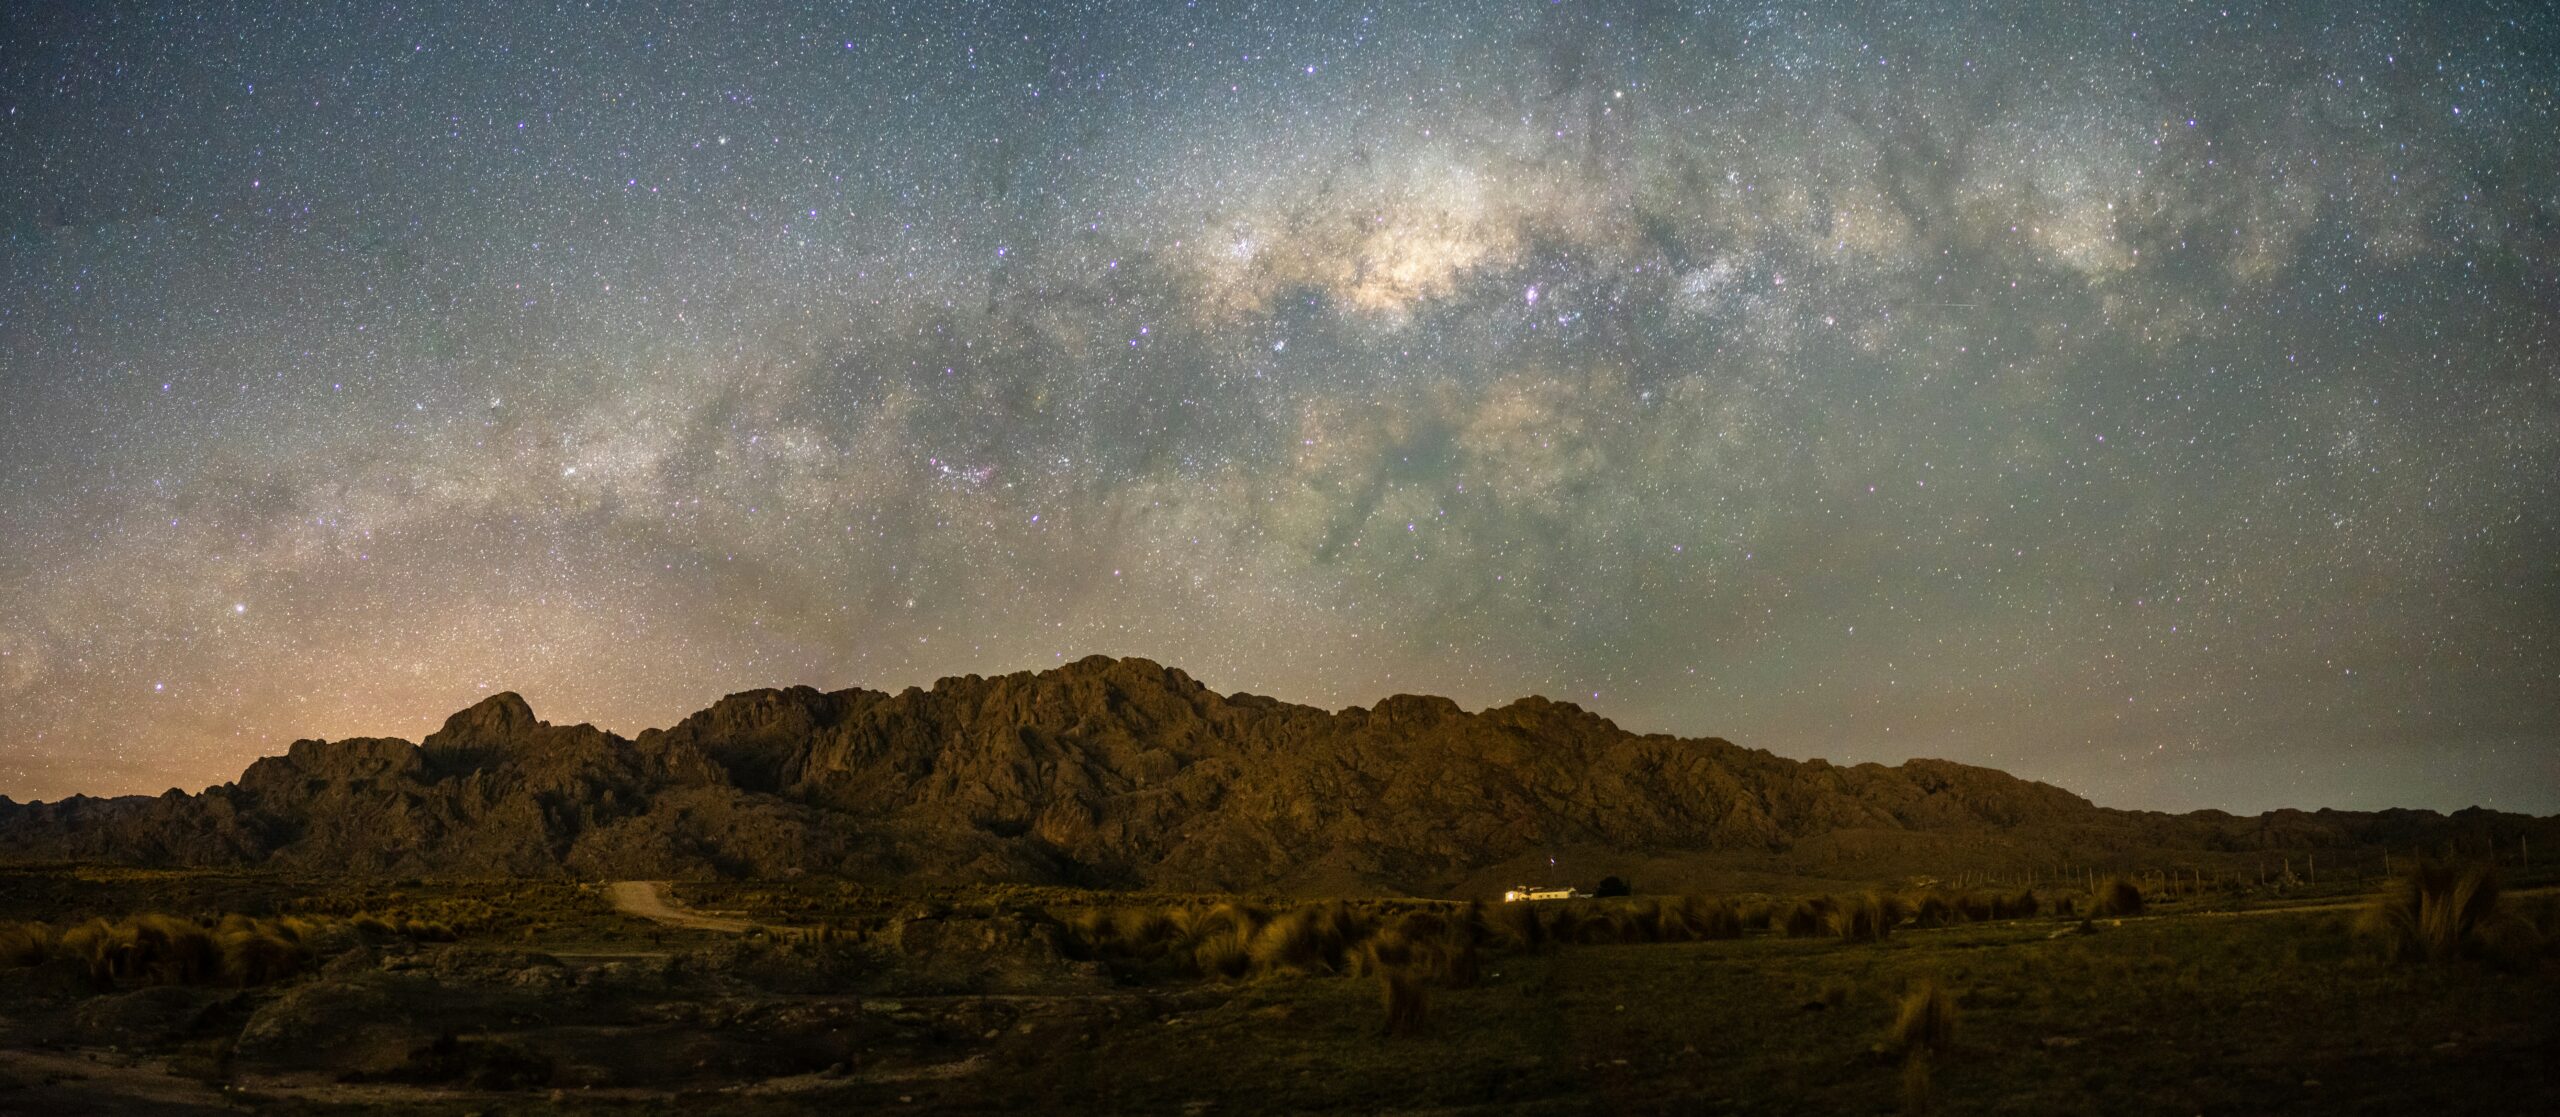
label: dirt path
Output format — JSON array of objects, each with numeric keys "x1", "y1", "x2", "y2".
[{"x1": 605, "y1": 880, "x2": 756, "y2": 933}]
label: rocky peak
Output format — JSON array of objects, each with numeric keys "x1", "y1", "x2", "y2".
[
  {"x1": 423, "y1": 692, "x2": 539, "y2": 752},
  {"x1": 7, "y1": 658, "x2": 2553, "y2": 891}
]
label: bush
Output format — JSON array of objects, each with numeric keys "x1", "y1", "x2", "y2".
[
  {"x1": 1594, "y1": 875, "x2": 1632, "y2": 898},
  {"x1": 2356, "y1": 860, "x2": 2509, "y2": 963}
]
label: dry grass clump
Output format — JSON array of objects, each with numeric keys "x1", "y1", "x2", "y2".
[
  {"x1": 1378, "y1": 967, "x2": 1427, "y2": 1035},
  {"x1": 1357, "y1": 907, "x2": 1500, "y2": 1035},
  {"x1": 1663, "y1": 895, "x2": 1745, "y2": 940},
  {"x1": 0, "y1": 920, "x2": 59, "y2": 966},
  {"x1": 1907, "y1": 889, "x2": 2040, "y2": 928},
  {"x1": 1781, "y1": 897, "x2": 1835, "y2": 938},
  {"x1": 1826, "y1": 892, "x2": 1903, "y2": 942},
  {"x1": 2004, "y1": 888, "x2": 2041, "y2": 920},
  {"x1": 1885, "y1": 979, "x2": 1960, "y2": 1114},
  {"x1": 1065, "y1": 898, "x2": 1415, "y2": 981},
  {"x1": 2355, "y1": 860, "x2": 2518, "y2": 963},
  {"x1": 1488, "y1": 898, "x2": 1550, "y2": 954},
  {"x1": 3, "y1": 912, "x2": 322, "y2": 988},
  {"x1": 1886, "y1": 979, "x2": 1959, "y2": 1055},
  {"x1": 1739, "y1": 901, "x2": 1775, "y2": 931},
  {"x1": 1247, "y1": 902, "x2": 1366, "y2": 975},
  {"x1": 2090, "y1": 877, "x2": 2145, "y2": 918}
]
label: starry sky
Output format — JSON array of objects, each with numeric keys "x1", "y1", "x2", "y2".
[{"x1": 2, "y1": 1, "x2": 2555, "y2": 815}]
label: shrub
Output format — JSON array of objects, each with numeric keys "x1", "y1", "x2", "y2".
[
  {"x1": 2091, "y1": 877, "x2": 2145, "y2": 918},
  {"x1": 1594, "y1": 875, "x2": 1632, "y2": 898},
  {"x1": 2356, "y1": 860, "x2": 2506, "y2": 963}
]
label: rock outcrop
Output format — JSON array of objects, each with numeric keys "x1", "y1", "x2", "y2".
[{"x1": 1, "y1": 656, "x2": 2549, "y2": 893}]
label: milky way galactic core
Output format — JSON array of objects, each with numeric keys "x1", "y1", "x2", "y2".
[{"x1": 2, "y1": 1, "x2": 2554, "y2": 812}]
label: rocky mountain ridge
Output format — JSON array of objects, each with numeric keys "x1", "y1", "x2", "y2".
[{"x1": 2, "y1": 656, "x2": 2547, "y2": 893}]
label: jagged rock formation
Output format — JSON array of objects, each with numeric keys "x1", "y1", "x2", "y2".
[{"x1": 1, "y1": 656, "x2": 2549, "y2": 893}]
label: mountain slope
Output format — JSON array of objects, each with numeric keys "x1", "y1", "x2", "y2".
[{"x1": 1, "y1": 656, "x2": 2546, "y2": 893}]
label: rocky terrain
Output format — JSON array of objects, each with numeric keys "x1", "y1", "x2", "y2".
[{"x1": 2, "y1": 656, "x2": 2548, "y2": 893}]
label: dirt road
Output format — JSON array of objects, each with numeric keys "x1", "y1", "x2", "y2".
[{"x1": 606, "y1": 880, "x2": 756, "y2": 933}]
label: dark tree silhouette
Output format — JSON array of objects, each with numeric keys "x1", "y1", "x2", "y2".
[{"x1": 1595, "y1": 875, "x2": 1631, "y2": 898}]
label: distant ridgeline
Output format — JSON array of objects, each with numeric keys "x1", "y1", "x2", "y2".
[{"x1": 2, "y1": 657, "x2": 2549, "y2": 894}]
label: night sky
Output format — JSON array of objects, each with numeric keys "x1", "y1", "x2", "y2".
[{"x1": 3, "y1": 2, "x2": 2555, "y2": 814}]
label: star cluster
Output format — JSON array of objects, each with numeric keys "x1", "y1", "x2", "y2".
[{"x1": 2, "y1": 1, "x2": 2554, "y2": 812}]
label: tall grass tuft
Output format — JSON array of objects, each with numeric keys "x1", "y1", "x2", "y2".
[
  {"x1": 1826, "y1": 892, "x2": 1901, "y2": 942},
  {"x1": 1192, "y1": 927, "x2": 1253, "y2": 979},
  {"x1": 1886, "y1": 979, "x2": 1958, "y2": 1114},
  {"x1": 217, "y1": 927, "x2": 305, "y2": 986},
  {"x1": 3, "y1": 913, "x2": 310, "y2": 988},
  {"x1": 0, "y1": 921, "x2": 58, "y2": 966},
  {"x1": 1489, "y1": 899, "x2": 1549, "y2": 954},
  {"x1": 1782, "y1": 897, "x2": 1834, "y2": 938},
  {"x1": 2356, "y1": 860, "x2": 2507, "y2": 963},
  {"x1": 1246, "y1": 902, "x2": 1364, "y2": 975},
  {"x1": 1667, "y1": 895, "x2": 1744, "y2": 940},
  {"x1": 2091, "y1": 877, "x2": 2145, "y2": 918},
  {"x1": 1886, "y1": 979, "x2": 1958, "y2": 1056},
  {"x1": 1378, "y1": 967, "x2": 1427, "y2": 1035}
]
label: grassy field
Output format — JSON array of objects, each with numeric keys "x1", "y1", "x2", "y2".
[
  {"x1": 0, "y1": 865, "x2": 2552, "y2": 1114},
  {"x1": 1009, "y1": 910, "x2": 2555, "y2": 1115}
]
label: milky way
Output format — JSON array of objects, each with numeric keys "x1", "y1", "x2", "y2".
[{"x1": 3, "y1": 1, "x2": 2555, "y2": 813}]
